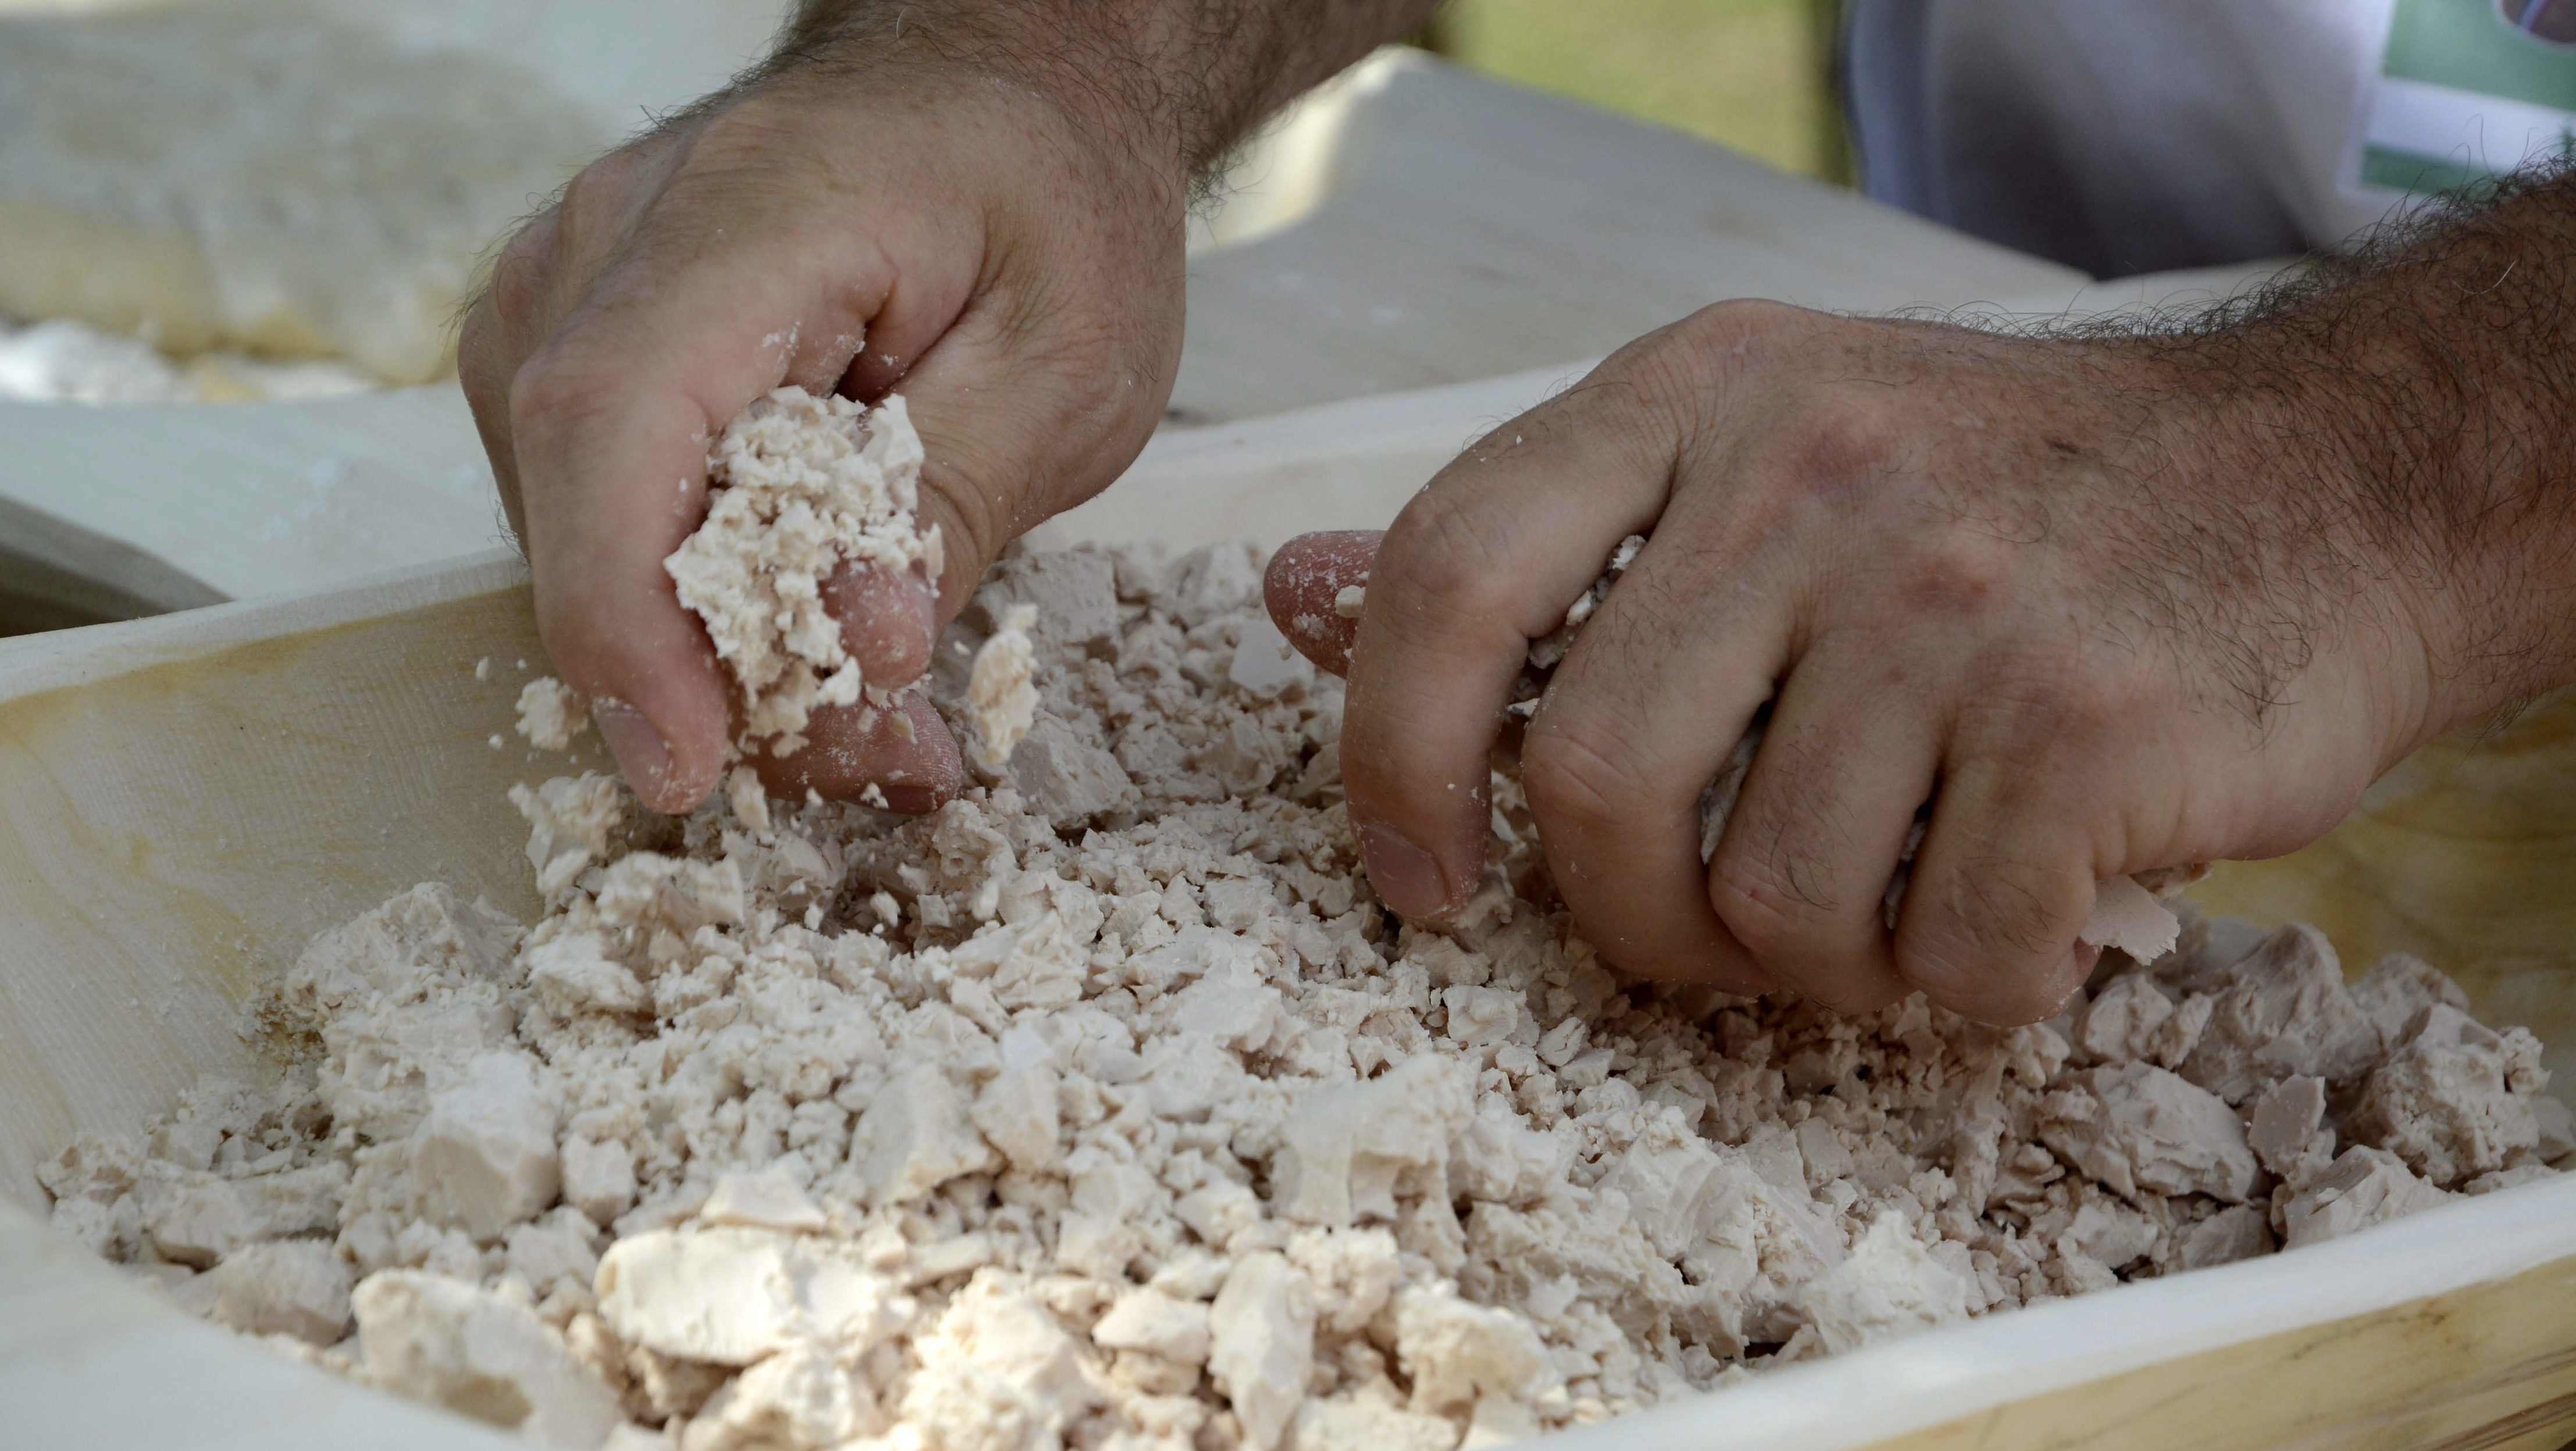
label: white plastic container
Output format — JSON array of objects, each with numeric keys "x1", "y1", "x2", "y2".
[{"x1": 4, "y1": 394, "x2": 2574, "y2": 1450}]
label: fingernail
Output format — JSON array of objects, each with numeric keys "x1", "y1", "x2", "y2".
[
  {"x1": 1358, "y1": 819, "x2": 1450, "y2": 919},
  {"x1": 593, "y1": 698, "x2": 675, "y2": 803}
]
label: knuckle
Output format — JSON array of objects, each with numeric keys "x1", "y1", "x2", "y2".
[
  {"x1": 484, "y1": 222, "x2": 557, "y2": 333},
  {"x1": 1962, "y1": 647, "x2": 2127, "y2": 754},
  {"x1": 506, "y1": 344, "x2": 618, "y2": 448},
  {"x1": 1894, "y1": 863, "x2": 2072, "y2": 1017},
  {"x1": 1757, "y1": 397, "x2": 1908, "y2": 501},
  {"x1": 1521, "y1": 717, "x2": 1659, "y2": 842},
  {"x1": 1901, "y1": 527, "x2": 2023, "y2": 618},
  {"x1": 554, "y1": 155, "x2": 642, "y2": 252},
  {"x1": 1376, "y1": 484, "x2": 1520, "y2": 624},
  {"x1": 1705, "y1": 845, "x2": 1840, "y2": 964},
  {"x1": 455, "y1": 304, "x2": 503, "y2": 400},
  {"x1": 1664, "y1": 297, "x2": 1810, "y2": 358}
]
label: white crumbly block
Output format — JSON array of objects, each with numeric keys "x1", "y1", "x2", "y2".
[
  {"x1": 1792, "y1": 1212, "x2": 1972, "y2": 1354},
  {"x1": 666, "y1": 388, "x2": 938, "y2": 755},
  {"x1": 700, "y1": 1167, "x2": 827, "y2": 1233},
  {"x1": 849, "y1": 1064, "x2": 999, "y2": 1208},
  {"x1": 2038, "y1": 1063, "x2": 2258, "y2": 1204},
  {"x1": 2278, "y1": 1146, "x2": 2453, "y2": 1249},
  {"x1": 681, "y1": 1345, "x2": 874, "y2": 1451},
  {"x1": 517, "y1": 677, "x2": 590, "y2": 751},
  {"x1": 2174, "y1": 1205, "x2": 2275, "y2": 1270},
  {"x1": 2348, "y1": 952, "x2": 2472, "y2": 1051},
  {"x1": 138, "y1": 1164, "x2": 346, "y2": 1268},
  {"x1": 413, "y1": 1050, "x2": 562, "y2": 1240},
  {"x1": 1209, "y1": 1253, "x2": 1317, "y2": 1451},
  {"x1": 2179, "y1": 925, "x2": 2382, "y2": 1103},
  {"x1": 2079, "y1": 875, "x2": 2180, "y2": 962},
  {"x1": 1289, "y1": 1399, "x2": 1460, "y2": 1451},
  {"x1": 971, "y1": 1059, "x2": 1064, "y2": 1175},
  {"x1": 1270, "y1": 1056, "x2": 1463, "y2": 1228},
  {"x1": 561, "y1": 1137, "x2": 638, "y2": 1227},
  {"x1": 1006, "y1": 715, "x2": 1136, "y2": 826},
  {"x1": 1331, "y1": 586, "x2": 1366, "y2": 619},
  {"x1": 967, "y1": 604, "x2": 1041, "y2": 772},
  {"x1": 970, "y1": 550, "x2": 1122, "y2": 658},
  {"x1": 899, "y1": 1272, "x2": 1094, "y2": 1449},
  {"x1": 2344, "y1": 1004, "x2": 2546, "y2": 1188},
  {"x1": 595, "y1": 1228, "x2": 800, "y2": 1366},
  {"x1": 204, "y1": 1239, "x2": 354, "y2": 1345},
  {"x1": 66, "y1": 541, "x2": 2563, "y2": 1449},
  {"x1": 513, "y1": 775, "x2": 627, "y2": 900},
  {"x1": 353, "y1": 1270, "x2": 624, "y2": 1450},
  {"x1": 526, "y1": 930, "x2": 647, "y2": 1016},
  {"x1": 1229, "y1": 612, "x2": 1315, "y2": 698},
  {"x1": 1091, "y1": 1289, "x2": 1213, "y2": 1366},
  {"x1": 2246, "y1": 1075, "x2": 2334, "y2": 1182},
  {"x1": 1393, "y1": 1284, "x2": 1551, "y2": 1411}
]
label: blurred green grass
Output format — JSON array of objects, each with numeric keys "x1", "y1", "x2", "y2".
[{"x1": 1423, "y1": 0, "x2": 1848, "y2": 181}]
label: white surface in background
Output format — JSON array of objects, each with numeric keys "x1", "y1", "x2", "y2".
[{"x1": 0, "y1": 316, "x2": 375, "y2": 405}]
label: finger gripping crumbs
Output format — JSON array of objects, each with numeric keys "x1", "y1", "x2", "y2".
[
  {"x1": 664, "y1": 387, "x2": 944, "y2": 756},
  {"x1": 42, "y1": 538, "x2": 2563, "y2": 1451},
  {"x1": 1519, "y1": 534, "x2": 2184, "y2": 961}
]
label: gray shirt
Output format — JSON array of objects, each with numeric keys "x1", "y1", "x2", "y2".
[{"x1": 1845, "y1": 0, "x2": 2576, "y2": 276}]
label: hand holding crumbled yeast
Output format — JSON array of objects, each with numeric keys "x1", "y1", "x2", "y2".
[
  {"x1": 664, "y1": 387, "x2": 943, "y2": 757},
  {"x1": 43, "y1": 544, "x2": 2566, "y2": 1451}
]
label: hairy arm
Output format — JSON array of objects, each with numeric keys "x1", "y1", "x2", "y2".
[
  {"x1": 770, "y1": 0, "x2": 1438, "y2": 181},
  {"x1": 2190, "y1": 166, "x2": 2576, "y2": 736}
]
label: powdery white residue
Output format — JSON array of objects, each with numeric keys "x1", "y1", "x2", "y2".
[
  {"x1": 38, "y1": 542, "x2": 2562, "y2": 1451},
  {"x1": 666, "y1": 387, "x2": 941, "y2": 757},
  {"x1": 966, "y1": 604, "x2": 1038, "y2": 772},
  {"x1": 515, "y1": 677, "x2": 588, "y2": 751}
]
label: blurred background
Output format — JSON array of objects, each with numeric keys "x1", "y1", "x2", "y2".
[{"x1": 1421, "y1": 0, "x2": 1851, "y2": 183}]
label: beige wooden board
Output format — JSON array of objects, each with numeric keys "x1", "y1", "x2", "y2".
[
  {"x1": 2, "y1": 552, "x2": 2572, "y2": 1451},
  {"x1": 1169, "y1": 51, "x2": 2088, "y2": 424}
]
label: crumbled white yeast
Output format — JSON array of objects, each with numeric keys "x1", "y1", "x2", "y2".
[
  {"x1": 517, "y1": 678, "x2": 590, "y2": 752},
  {"x1": 666, "y1": 387, "x2": 944, "y2": 756},
  {"x1": 44, "y1": 537, "x2": 2566, "y2": 1451},
  {"x1": 967, "y1": 605, "x2": 1040, "y2": 772}
]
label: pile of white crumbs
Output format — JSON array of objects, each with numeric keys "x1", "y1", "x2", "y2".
[{"x1": 40, "y1": 435, "x2": 2573, "y2": 1451}]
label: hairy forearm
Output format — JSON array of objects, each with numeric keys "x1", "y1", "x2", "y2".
[
  {"x1": 773, "y1": 0, "x2": 1438, "y2": 179},
  {"x1": 2179, "y1": 169, "x2": 2576, "y2": 729}
]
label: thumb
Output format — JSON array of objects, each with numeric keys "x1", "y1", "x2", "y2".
[
  {"x1": 1264, "y1": 530, "x2": 1385, "y2": 676},
  {"x1": 887, "y1": 305, "x2": 1177, "y2": 636}
]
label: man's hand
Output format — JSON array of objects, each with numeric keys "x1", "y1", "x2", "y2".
[
  {"x1": 1269, "y1": 170, "x2": 2576, "y2": 1024},
  {"x1": 461, "y1": 0, "x2": 1433, "y2": 814}
]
